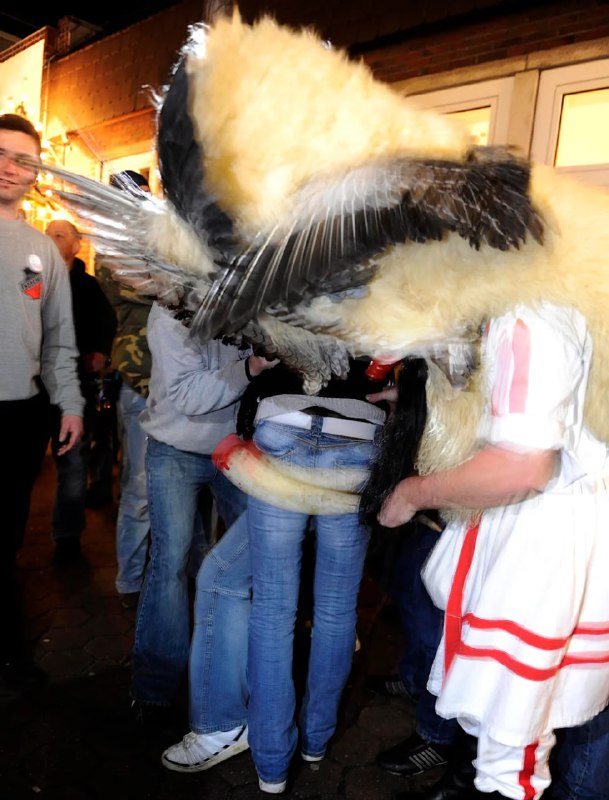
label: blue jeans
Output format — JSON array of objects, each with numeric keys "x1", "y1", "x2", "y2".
[
  {"x1": 388, "y1": 520, "x2": 458, "y2": 746},
  {"x1": 550, "y1": 703, "x2": 609, "y2": 800},
  {"x1": 247, "y1": 418, "x2": 377, "y2": 783},
  {"x1": 131, "y1": 436, "x2": 247, "y2": 705},
  {"x1": 115, "y1": 383, "x2": 150, "y2": 594},
  {"x1": 189, "y1": 511, "x2": 251, "y2": 733}
]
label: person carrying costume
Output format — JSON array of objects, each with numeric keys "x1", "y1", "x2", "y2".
[
  {"x1": 129, "y1": 300, "x2": 276, "y2": 724},
  {"x1": 161, "y1": 358, "x2": 387, "y2": 794},
  {"x1": 378, "y1": 303, "x2": 609, "y2": 800},
  {"x1": 96, "y1": 169, "x2": 153, "y2": 606}
]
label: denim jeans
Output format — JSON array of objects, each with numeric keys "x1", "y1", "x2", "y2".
[
  {"x1": 115, "y1": 383, "x2": 150, "y2": 594},
  {"x1": 247, "y1": 418, "x2": 377, "y2": 783},
  {"x1": 389, "y1": 520, "x2": 458, "y2": 746},
  {"x1": 189, "y1": 511, "x2": 251, "y2": 733},
  {"x1": 549, "y1": 703, "x2": 609, "y2": 800},
  {"x1": 131, "y1": 436, "x2": 247, "y2": 705}
]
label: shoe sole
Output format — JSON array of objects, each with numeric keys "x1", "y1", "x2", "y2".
[
  {"x1": 161, "y1": 738, "x2": 249, "y2": 772},
  {"x1": 301, "y1": 752, "x2": 324, "y2": 763},
  {"x1": 258, "y1": 778, "x2": 287, "y2": 793}
]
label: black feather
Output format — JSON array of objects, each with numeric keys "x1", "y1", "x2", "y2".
[
  {"x1": 189, "y1": 150, "x2": 544, "y2": 342},
  {"x1": 359, "y1": 358, "x2": 429, "y2": 526},
  {"x1": 157, "y1": 59, "x2": 235, "y2": 256}
]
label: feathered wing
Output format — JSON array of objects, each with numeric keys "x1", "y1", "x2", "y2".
[
  {"x1": 189, "y1": 148, "x2": 545, "y2": 342},
  {"x1": 36, "y1": 13, "x2": 545, "y2": 396},
  {"x1": 36, "y1": 160, "x2": 219, "y2": 313}
]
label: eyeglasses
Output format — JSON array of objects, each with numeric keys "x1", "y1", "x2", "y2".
[{"x1": 0, "y1": 148, "x2": 40, "y2": 173}]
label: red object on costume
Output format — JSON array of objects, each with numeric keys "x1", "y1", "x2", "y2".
[
  {"x1": 365, "y1": 359, "x2": 397, "y2": 382},
  {"x1": 212, "y1": 434, "x2": 262, "y2": 471}
]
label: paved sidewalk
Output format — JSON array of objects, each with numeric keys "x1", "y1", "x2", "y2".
[{"x1": 1, "y1": 452, "x2": 442, "y2": 800}]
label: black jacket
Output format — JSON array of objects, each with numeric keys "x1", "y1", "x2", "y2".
[{"x1": 69, "y1": 258, "x2": 117, "y2": 364}]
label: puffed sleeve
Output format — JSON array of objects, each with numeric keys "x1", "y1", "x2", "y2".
[{"x1": 478, "y1": 304, "x2": 589, "y2": 451}]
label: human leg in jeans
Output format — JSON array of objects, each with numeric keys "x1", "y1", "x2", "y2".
[
  {"x1": 162, "y1": 511, "x2": 252, "y2": 772},
  {"x1": 131, "y1": 437, "x2": 246, "y2": 708},
  {"x1": 299, "y1": 511, "x2": 370, "y2": 759},
  {"x1": 247, "y1": 499, "x2": 369, "y2": 786},
  {"x1": 247, "y1": 418, "x2": 375, "y2": 789},
  {"x1": 131, "y1": 437, "x2": 208, "y2": 707},
  {"x1": 115, "y1": 382, "x2": 149, "y2": 595}
]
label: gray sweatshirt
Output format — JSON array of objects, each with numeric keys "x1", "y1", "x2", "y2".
[
  {"x1": 0, "y1": 218, "x2": 83, "y2": 415},
  {"x1": 140, "y1": 302, "x2": 252, "y2": 454}
]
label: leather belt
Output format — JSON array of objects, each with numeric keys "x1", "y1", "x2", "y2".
[{"x1": 268, "y1": 411, "x2": 379, "y2": 441}]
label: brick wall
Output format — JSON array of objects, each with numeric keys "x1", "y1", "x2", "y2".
[
  {"x1": 360, "y1": 0, "x2": 609, "y2": 82},
  {"x1": 41, "y1": 0, "x2": 609, "y2": 162},
  {"x1": 44, "y1": 0, "x2": 204, "y2": 160}
]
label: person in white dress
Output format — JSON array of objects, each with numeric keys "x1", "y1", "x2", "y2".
[{"x1": 378, "y1": 302, "x2": 609, "y2": 800}]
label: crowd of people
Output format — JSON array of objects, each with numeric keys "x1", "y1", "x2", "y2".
[{"x1": 2, "y1": 109, "x2": 609, "y2": 800}]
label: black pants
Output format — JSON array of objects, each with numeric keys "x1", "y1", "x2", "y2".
[{"x1": 0, "y1": 393, "x2": 51, "y2": 658}]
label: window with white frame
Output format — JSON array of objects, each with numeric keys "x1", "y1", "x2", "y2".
[
  {"x1": 406, "y1": 77, "x2": 515, "y2": 146},
  {"x1": 530, "y1": 59, "x2": 609, "y2": 188}
]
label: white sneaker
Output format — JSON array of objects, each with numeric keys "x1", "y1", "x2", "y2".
[
  {"x1": 258, "y1": 777, "x2": 287, "y2": 794},
  {"x1": 161, "y1": 724, "x2": 248, "y2": 772}
]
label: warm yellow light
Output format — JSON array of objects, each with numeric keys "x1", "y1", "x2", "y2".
[
  {"x1": 555, "y1": 88, "x2": 609, "y2": 167},
  {"x1": 22, "y1": 200, "x2": 32, "y2": 211},
  {"x1": 447, "y1": 106, "x2": 491, "y2": 146}
]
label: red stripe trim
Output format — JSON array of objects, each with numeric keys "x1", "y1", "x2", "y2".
[
  {"x1": 518, "y1": 742, "x2": 538, "y2": 800},
  {"x1": 509, "y1": 319, "x2": 530, "y2": 413},
  {"x1": 462, "y1": 616, "x2": 609, "y2": 651},
  {"x1": 463, "y1": 614, "x2": 568, "y2": 650},
  {"x1": 458, "y1": 644, "x2": 609, "y2": 680},
  {"x1": 573, "y1": 623, "x2": 609, "y2": 635},
  {"x1": 444, "y1": 523, "x2": 480, "y2": 676},
  {"x1": 563, "y1": 651, "x2": 609, "y2": 667}
]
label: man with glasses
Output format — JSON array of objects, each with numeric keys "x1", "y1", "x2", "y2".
[{"x1": 0, "y1": 113, "x2": 83, "y2": 692}]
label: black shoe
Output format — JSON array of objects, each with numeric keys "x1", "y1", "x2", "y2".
[
  {"x1": 53, "y1": 538, "x2": 83, "y2": 565},
  {"x1": 378, "y1": 732, "x2": 450, "y2": 776},
  {"x1": 365, "y1": 673, "x2": 418, "y2": 702},
  {"x1": 0, "y1": 657, "x2": 48, "y2": 692},
  {"x1": 393, "y1": 729, "x2": 488, "y2": 800}
]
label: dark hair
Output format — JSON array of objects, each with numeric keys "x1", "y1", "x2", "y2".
[
  {"x1": 0, "y1": 113, "x2": 41, "y2": 153},
  {"x1": 109, "y1": 169, "x2": 149, "y2": 190}
]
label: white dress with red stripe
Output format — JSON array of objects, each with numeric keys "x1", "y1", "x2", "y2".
[{"x1": 423, "y1": 302, "x2": 609, "y2": 750}]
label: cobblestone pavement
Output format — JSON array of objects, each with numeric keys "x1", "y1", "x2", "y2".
[{"x1": 1, "y1": 453, "x2": 444, "y2": 800}]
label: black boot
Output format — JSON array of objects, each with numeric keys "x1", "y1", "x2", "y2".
[{"x1": 393, "y1": 730, "x2": 505, "y2": 800}]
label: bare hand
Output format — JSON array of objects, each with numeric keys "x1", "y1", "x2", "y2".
[
  {"x1": 83, "y1": 352, "x2": 108, "y2": 373},
  {"x1": 366, "y1": 385, "x2": 398, "y2": 415},
  {"x1": 378, "y1": 480, "x2": 418, "y2": 528},
  {"x1": 248, "y1": 356, "x2": 280, "y2": 377},
  {"x1": 57, "y1": 415, "x2": 84, "y2": 456}
]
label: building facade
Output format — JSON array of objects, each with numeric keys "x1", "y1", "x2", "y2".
[{"x1": 1, "y1": 0, "x2": 608, "y2": 231}]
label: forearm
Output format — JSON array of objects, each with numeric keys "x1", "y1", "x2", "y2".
[
  {"x1": 400, "y1": 446, "x2": 558, "y2": 510},
  {"x1": 379, "y1": 445, "x2": 559, "y2": 528}
]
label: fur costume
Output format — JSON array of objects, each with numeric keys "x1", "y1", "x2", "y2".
[{"x1": 37, "y1": 11, "x2": 609, "y2": 516}]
